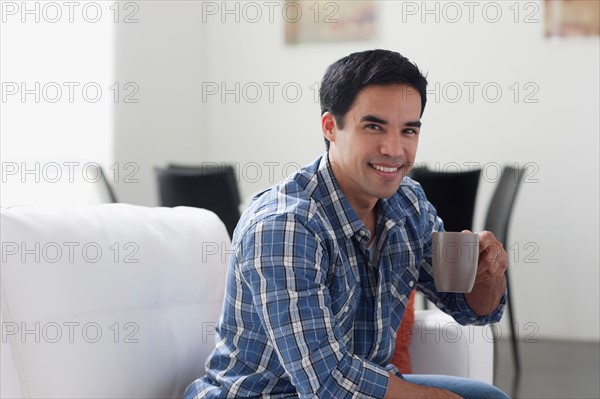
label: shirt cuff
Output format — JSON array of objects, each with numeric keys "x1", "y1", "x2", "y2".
[
  {"x1": 354, "y1": 360, "x2": 390, "y2": 399},
  {"x1": 453, "y1": 290, "x2": 507, "y2": 325},
  {"x1": 385, "y1": 363, "x2": 404, "y2": 379}
]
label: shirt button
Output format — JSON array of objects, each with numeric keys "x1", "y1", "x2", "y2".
[
  {"x1": 409, "y1": 281, "x2": 415, "y2": 288},
  {"x1": 344, "y1": 306, "x2": 349, "y2": 312},
  {"x1": 359, "y1": 230, "x2": 366, "y2": 236}
]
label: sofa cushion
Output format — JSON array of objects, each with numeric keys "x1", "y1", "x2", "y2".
[
  {"x1": 0, "y1": 204, "x2": 229, "y2": 398},
  {"x1": 390, "y1": 289, "x2": 416, "y2": 373}
]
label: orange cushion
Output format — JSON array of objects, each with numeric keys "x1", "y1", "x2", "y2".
[{"x1": 390, "y1": 290, "x2": 416, "y2": 374}]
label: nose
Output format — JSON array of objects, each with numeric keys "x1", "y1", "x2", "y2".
[{"x1": 379, "y1": 131, "x2": 406, "y2": 159}]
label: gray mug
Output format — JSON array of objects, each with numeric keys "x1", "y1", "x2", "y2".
[{"x1": 432, "y1": 232, "x2": 479, "y2": 293}]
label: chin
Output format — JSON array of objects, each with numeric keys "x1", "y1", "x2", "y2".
[
  {"x1": 373, "y1": 186, "x2": 401, "y2": 199},
  {"x1": 378, "y1": 191, "x2": 398, "y2": 199}
]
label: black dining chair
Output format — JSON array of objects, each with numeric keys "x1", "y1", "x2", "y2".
[
  {"x1": 155, "y1": 164, "x2": 241, "y2": 239},
  {"x1": 409, "y1": 166, "x2": 482, "y2": 309},
  {"x1": 98, "y1": 165, "x2": 118, "y2": 203},
  {"x1": 409, "y1": 166, "x2": 481, "y2": 232},
  {"x1": 484, "y1": 166, "x2": 526, "y2": 378}
]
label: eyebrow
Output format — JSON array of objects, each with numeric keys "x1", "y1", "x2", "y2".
[
  {"x1": 406, "y1": 120, "x2": 422, "y2": 128},
  {"x1": 360, "y1": 115, "x2": 388, "y2": 124},
  {"x1": 360, "y1": 115, "x2": 422, "y2": 128}
]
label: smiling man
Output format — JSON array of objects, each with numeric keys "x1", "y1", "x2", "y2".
[{"x1": 185, "y1": 50, "x2": 511, "y2": 399}]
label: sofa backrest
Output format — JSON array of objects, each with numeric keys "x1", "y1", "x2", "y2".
[{"x1": 1, "y1": 204, "x2": 229, "y2": 398}]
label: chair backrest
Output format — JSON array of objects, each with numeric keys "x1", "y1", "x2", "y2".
[
  {"x1": 98, "y1": 165, "x2": 118, "y2": 203},
  {"x1": 409, "y1": 167, "x2": 481, "y2": 232},
  {"x1": 156, "y1": 164, "x2": 241, "y2": 238},
  {"x1": 484, "y1": 166, "x2": 526, "y2": 244}
]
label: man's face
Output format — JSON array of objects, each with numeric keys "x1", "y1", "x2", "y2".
[{"x1": 323, "y1": 84, "x2": 422, "y2": 209}]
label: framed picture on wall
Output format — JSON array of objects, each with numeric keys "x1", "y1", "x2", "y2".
[
  {"x1": 285, "y1": 1, "x2": 376, "y2": 44},
  {"x1": 545, "y1": 0, "x2": 600, "y2": 37}
]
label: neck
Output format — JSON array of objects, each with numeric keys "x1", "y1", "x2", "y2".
[
  {"x1": 352, "y1": 201, "x2": 377, "y2": 227},
  {"x1": 327, "y1": 154, "x2": 378, "y2": 224},
  {"x1": 337, "y1": 185, "x2": 377, "y2": 246}
]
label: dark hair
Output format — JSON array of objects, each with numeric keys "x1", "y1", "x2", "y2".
[{"x1": 319, "y1": 49, "x2": 428, "y2": 149}]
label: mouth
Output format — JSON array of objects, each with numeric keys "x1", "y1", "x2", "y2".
[{"x1": 369, "y1": 163, "x2": 404, "y2": 178}]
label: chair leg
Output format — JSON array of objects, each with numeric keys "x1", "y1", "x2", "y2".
[
  {"x1": 505, "y1": 268, "x2": 521, "y2": 376},
  {"x1": 492, "y1": 324, "x2": 499, "y2": 384}
]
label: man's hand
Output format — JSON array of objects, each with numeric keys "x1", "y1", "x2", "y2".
[
  {"x1": 463, "y1": 230, "x2": 508, "y2": 316},
  {"x1": 385, "y1": 373, "x2": 463, "y2": 399}
]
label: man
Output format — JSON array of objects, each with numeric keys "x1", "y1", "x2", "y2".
[{"x1": 185, "y1": 49, "x2": 511, "y2": 399}]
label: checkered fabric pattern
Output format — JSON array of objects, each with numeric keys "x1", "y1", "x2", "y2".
[{"x1": 185, "y1": 153, "x2": 505, "y2": 399}]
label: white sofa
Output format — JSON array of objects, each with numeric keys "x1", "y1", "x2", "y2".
[{"x1": 0, "y1": 204, "x2": 492, "y2": 398}]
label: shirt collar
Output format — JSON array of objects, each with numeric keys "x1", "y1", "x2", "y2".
[{"x1": 314, "y1": 153, "x2": 407, "y2": 243}]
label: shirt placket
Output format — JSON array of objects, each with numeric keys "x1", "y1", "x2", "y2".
[{"x1": 368, "y1": 220, "x2": 393, "y2": 362}]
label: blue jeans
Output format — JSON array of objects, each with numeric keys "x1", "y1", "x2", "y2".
[{"x1": 403, "y1": 374, "x2": 511, "y2": 399}]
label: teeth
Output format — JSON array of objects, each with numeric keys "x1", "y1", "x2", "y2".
[{"x1": 372, "y1": 164, "x2": 399, "y2": 173}]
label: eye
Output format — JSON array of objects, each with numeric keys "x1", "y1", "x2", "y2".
[
  {"x1": 403, "y1": 128, "x2": 419, "y2": 135},
  {"x1": 365, "y1": 123, "x2": 383, "y2": 131}
]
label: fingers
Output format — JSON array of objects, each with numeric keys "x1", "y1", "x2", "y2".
[
  {"x1": 478, "y1": 230, "x2": 501, "y2": 252},
  {"x1": 458, "y1": 230, "x2": 507, "y2": 276},
  {"x1": 462, "y1": 230, "x2": 504, "y2": 267},
  {"x1": 476, "y1": 231, "x2": 507, "y2": 276}
]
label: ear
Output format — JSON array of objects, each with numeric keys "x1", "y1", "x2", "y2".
[{"x1": 321, "y1": 112, "x2": 337, "y2": 143}]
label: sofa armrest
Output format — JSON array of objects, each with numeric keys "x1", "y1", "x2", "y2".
[
  {"x1": 409, "y1": 310, "x2": 494, "y2": 384},
  {"x1": 1, "y1": 204, "x2": 229, "y2": 398},
  {"x1": 1, "y1": 315, "x2": 23, "y2": 398}
]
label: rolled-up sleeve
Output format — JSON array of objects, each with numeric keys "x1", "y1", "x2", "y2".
[
  {"x1": 415, "y1": 184, "x2": 507, "y2": 326},
  {"x1": 239, "y1": 213, "x2": 390, "y2": 398}
]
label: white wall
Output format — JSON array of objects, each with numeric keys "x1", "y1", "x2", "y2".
[
  {"x1": 113, "y1": 1, "x2": 207, "y2": 206},
  {"x1": 1, "y1": 0, "x2": 114, "y2": 206}
]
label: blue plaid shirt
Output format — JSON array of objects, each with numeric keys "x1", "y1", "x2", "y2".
[{"x1": 185, "y1": 154, "x2": 505, "y2": 399}]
